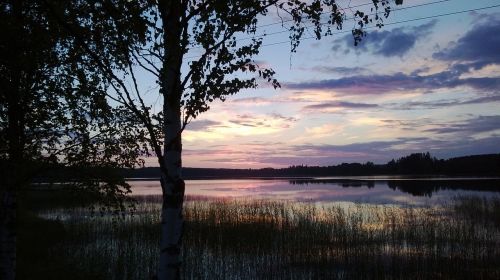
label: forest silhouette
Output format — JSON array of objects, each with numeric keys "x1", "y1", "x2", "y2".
[{"x1": 122, "y1": 152, "x2": 500, "y2": 179}]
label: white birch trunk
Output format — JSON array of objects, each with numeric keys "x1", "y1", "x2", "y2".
[
  {"x1": 157, "y1": 104, "x2": 185, "y2": 280},
  {"x1": 157, "y1": 1, "x2": 185, "y2": 279}
]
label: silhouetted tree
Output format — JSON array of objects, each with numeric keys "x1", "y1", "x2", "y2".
[
  {"x1": 0, "y1": 2, "x2": 148, "y2": 279},
  {"x1": 389, "y1": 152, "x2": 438, "y2": 174}
]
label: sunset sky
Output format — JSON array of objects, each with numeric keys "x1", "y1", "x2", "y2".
[{"x1": 145, "y1": 0, "x2": 500, "y2": 168}]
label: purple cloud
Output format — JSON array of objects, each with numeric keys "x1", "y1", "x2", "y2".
[
  {"x1": 286, "y1": 71, "x2": 500, "y2": 95},
  {"x1": 303, "y1": 101, "x2": 378, "y2": 112},
  {"x1": 303, "y1": 19, "x2": 500, "y2": 97},
  {"x1": 188, "y1": 120, "x2": 223, "y2": 131},
  {"x1": 225, "y1": 113, "x2": 297, "y2": 128},
  {"x1": 424, "y1": 115, "x2": 500, "y2": 135},
  {"x1": 433, "y1": 17, "x2": 500, "y2": 67},
  {"x1": 310, "y1": 66, "x2": 368, "y2": 75},
  {"x1": 387, "y1": 94, "x2": 500, "y2": 110},
  {"x1": 334, "y1": 21, "x2": 437, "y2": 57},
  {"x1": 230, "y1": 97, "x2": 273, "y2": 105},
  {"x1": 380, "y1": 118, "x2": 434, "y2": 130}
]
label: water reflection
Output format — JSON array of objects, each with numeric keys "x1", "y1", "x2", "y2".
[
  {"x1": 387, "y1": 179, "x2": 500, "y2": 197},
  {"x1": 130, "y1": 178, "x2": 500, "y2": 206}
]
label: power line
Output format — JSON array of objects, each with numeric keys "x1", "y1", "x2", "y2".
[
  {"x1": 188, "y1": 0, "x2": 451, "y2": 51},
  {"x1": 262, "y1": 2, "x2": 500, "y2": 47},
  {"x1": 257, "y1": 0, "x2": 382, "y2": 29},
  {"x1": 237, "y1": 0, "x2": 452, "y2": 44},
  {"x1": 185, "y1": 3, "x2": 500, "y2": 60},
  {"x1": 185, "y1": 0, "x2": 451, "y2": 58}
]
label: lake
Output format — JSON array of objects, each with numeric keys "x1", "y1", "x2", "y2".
[
  {"x1": 129, "y1": 177, "x2": 500, "y2": 206},
  {"x1": 31, "y1": 177, "x2": 500, "y2": 279}
]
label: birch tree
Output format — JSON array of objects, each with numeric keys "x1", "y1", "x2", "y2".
[{"x1": 44, "y1": 0, "x2": 403, "y2": 279}]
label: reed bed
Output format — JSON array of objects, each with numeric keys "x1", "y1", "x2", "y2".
[{"x1": 36, "y1": 195, "x2": 500, "y2": 279}]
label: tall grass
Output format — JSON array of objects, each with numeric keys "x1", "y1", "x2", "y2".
[{"x1": 34, "y1": 195, "x2": 500, "y2": 279}]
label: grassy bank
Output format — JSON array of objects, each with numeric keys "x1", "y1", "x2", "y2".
[{"x1": 20, "y1": 195, "x2": 500, "y2": 279}]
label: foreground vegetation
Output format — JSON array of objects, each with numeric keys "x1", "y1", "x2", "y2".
[{"x1": 19, "y1": 194, "x2": 500, "y2": 279}]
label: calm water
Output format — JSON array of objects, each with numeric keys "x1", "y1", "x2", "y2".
[{"x1": 130, "y1": 177, "x2": 500, "y2": 206}]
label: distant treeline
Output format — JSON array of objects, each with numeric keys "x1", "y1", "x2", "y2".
[{"x1": 124, "y1": 153, "x2": 500, "y2": 179}]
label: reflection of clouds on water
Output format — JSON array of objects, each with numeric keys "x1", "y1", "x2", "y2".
[
  {"x1": 202, "y1": 187, "x2": 238, "y2": 191},
  {"x1": 129, "y1": 178, "x2": 500, "y2": 206}
]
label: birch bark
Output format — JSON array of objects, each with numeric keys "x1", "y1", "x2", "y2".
[{"x1": 157, "y1": 1, "x2": 185, "y2": 279}]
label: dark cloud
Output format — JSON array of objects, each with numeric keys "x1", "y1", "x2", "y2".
[
  {"x1": 387, "y1": 94, "x2": 500, "y2": 110},
  {"x1": 286, "y1": 70, "x2": 500, "y2": 95},
  {"x1": 295, "y1": 140, "x2": 406, "y2": 155},
  {"x1": 230, "y1": 97, "x2": 272, "y2": 105},
  {"x1": 188, "y1": 120, "x2": 223, "y2": 131},
  {"x1": 433, "y1": 17, "x2": 500, "y2": 67},
  {"x1": 424, "y1": 115, "x2": 500, "y2": 135},
  {"x1": 369, "y1": 29, "x2": 421, "y2": 57},
  {"x1": 228, "y1": 113, "x2": 297, "y2": 128},
  {"x1": 201, "y1": 158, "x2": 256, "y2": 163},
  {"x1": 228, "y1": 114, "x2": 259, "y2": 127},
  {"x1": 270, "y1": 113, "x2": 298, "y2": 122},
  {"x1": 462, "y1": 95, "x2": 500, "y2": 105},
  {"x1": 380, "y1": 118, "x2": 434, "y2": 130},
  {"x1": 229, "y1": 120, "x2": 259, "y2": 127},
  {"x1": 303, "y1": 101, "x2": 378, "y2": 111},
  {"x1": 334, "y1": 21, "x2": 437, "y2": 57},
  {"x1": 310, "y1": 66, "x2": 368, "y2": 75},
  {"x1": 287, "y1": 73, "x2": 419, "y2": 94},
  {"x1": 308, "y1": 19, "x2": 500, "y2": 97},
  {"x1": 379, "y1": 115, "x2": 500, "y2": 137},
  {"x1": 388, "y1": 99, "x2": 457, "y2": 110}
]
